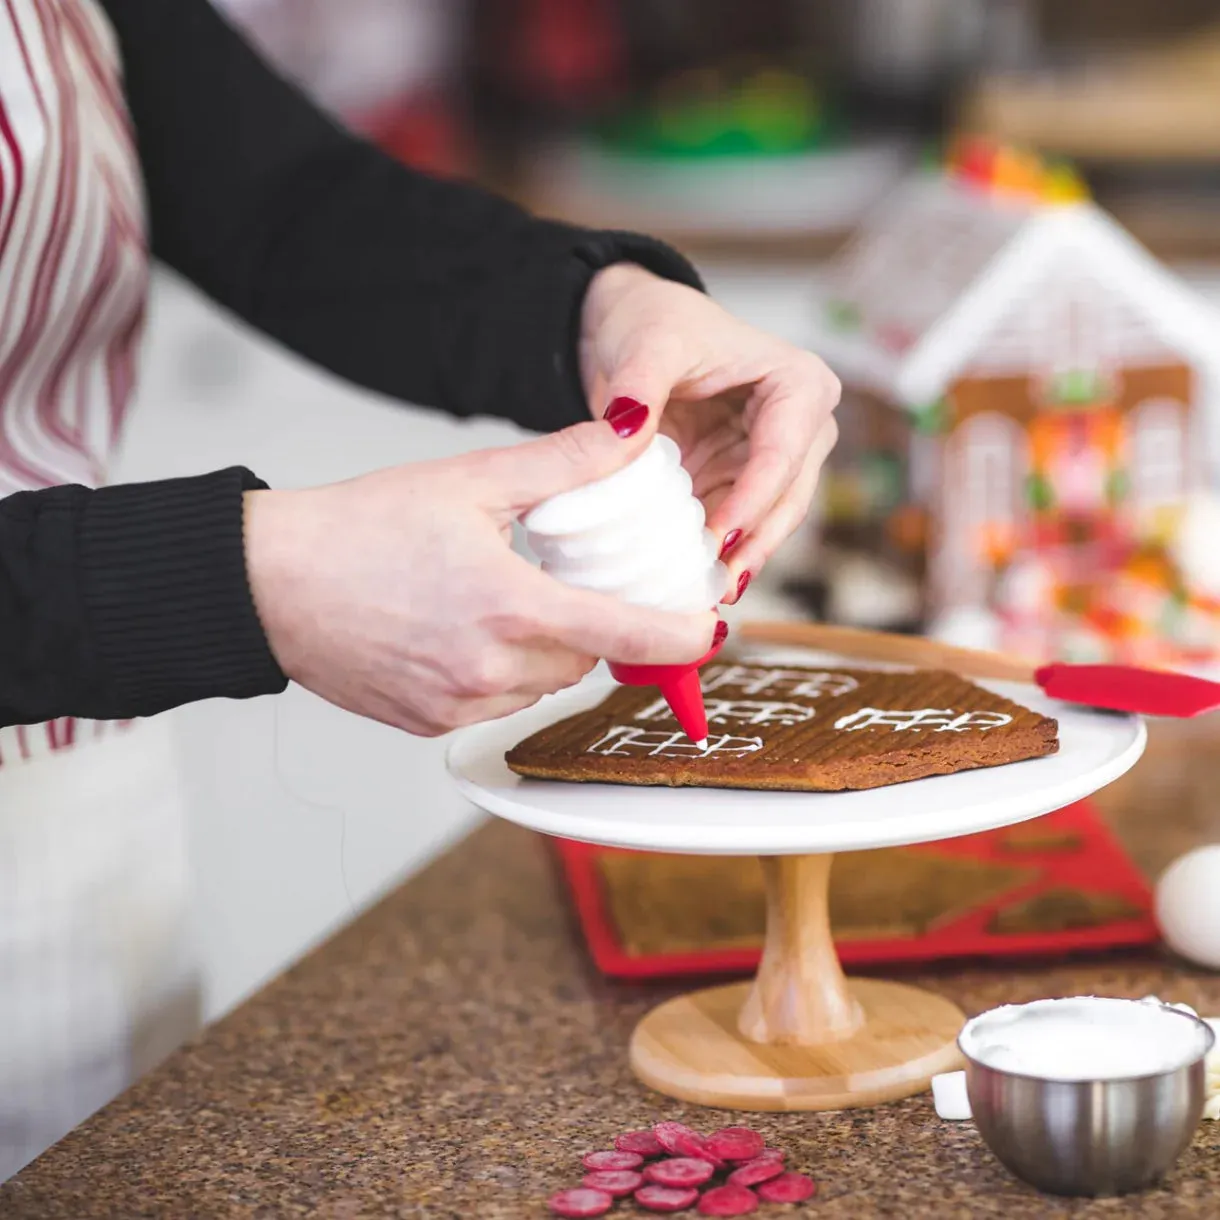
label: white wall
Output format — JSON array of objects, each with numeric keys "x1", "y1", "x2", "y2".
[{"x1": 112, "y1": 263, "x2": 817, "y2": 1022}]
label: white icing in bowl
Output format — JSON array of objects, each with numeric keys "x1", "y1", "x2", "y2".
[{"x1": 959, "y1": 996, "x2": 1213, "y2": 1083}]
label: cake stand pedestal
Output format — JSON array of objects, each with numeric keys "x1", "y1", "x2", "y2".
[
  {"x1": 446, "y1": 666, "x2": 1146, "y2": 1112},
  {"x1": 629, "y1": 853, "x2": 966, "y2": 1110}
]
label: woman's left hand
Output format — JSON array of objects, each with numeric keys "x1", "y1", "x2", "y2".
[{"x1": 579, "y1": 263, "x2": 841, "y2": 605}]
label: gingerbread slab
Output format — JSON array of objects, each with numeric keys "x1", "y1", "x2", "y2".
[{"x1": 505, "y1": 663, "x2": 1058, "y2": 791}]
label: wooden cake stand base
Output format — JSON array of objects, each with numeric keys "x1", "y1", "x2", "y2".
[{"x1": 628, "y1": 854, "x2": 965, "y2": 1111}]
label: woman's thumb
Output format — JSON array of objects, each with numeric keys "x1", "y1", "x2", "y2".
[
  {"x1": 599, "y1": 340, "x2": 677, "y2": 442},
  {"x1": 479, "y1": 403, "x2": 657, "y2": 515}
]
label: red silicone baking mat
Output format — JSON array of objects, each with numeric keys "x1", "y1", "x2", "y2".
[{"x1": 553, "y1": 800, "x2": 1159, "y2": 979}]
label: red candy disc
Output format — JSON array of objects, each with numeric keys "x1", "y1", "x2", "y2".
[
  {"x1": 616, "y1": 1129, "x2": 664, "y2": 1157},
  {"x1": 757, "y1": 1172, "x2": 817, "y2": 1203},
  {"x1": 653, "y1": 1122, "x2": 703, "y2": 1155},
  {"x1": 697, "y1": 1184, "x2": 759, "y2": 1216},
  {"x1": 548, "y1": 1186, "x2": 614, "y2": 1217},
  {"x1": 635, "y1": 1184, "x2": 700, "y2": 1213},
  {"x1": 674, "y1": 1132, "x2": 723, "y2": 1168},
  {"x1": 644, "y1": 1157, "x2": 716, "y2": 1188},
  {"x1": 582, "y1": 1149, "x2": 644, "y2": 1172},
  {"x1": 727, "y1": 1157, "x2": 784, "y2": 1188},
  {"x1": 582, "y1": 1170, "x2": 644, "y2": 1197},
  {"x1": 705, "y1": 1127, "x2": 764, "y2": 1162}
]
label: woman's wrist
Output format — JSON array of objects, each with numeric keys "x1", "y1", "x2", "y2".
[
  {"x1": 584, "y1": 262, "x2": 657, "y2": 323},
  {"x1": 242, "y1": 487, "x2": 308, "y2": 685}
]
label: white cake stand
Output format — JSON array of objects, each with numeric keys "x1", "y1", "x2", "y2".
[{"x1": 446, "y1": 663, "x2": 1146, "y2": 1112}]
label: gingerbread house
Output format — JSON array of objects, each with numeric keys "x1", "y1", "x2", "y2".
[{"x1": 811, "y1": 145, "x2": 1220, "y2": 667}]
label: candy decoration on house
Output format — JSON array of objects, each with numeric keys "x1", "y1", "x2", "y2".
[{"x1": 812, "y1": 139, "x2": 1220, "y2": 668}]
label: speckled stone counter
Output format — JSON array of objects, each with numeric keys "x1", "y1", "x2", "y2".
[{"x1": 6, "y1": 721, "x2": 1220, "y2": 1219}]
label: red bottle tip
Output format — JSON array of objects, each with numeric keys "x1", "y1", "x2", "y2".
[
  {"x1": 605, "y1": 626, "x2": 726, "y2": 745},
  {"x1": 657, "y1": 666, "x2": 709, "y2": 744}
]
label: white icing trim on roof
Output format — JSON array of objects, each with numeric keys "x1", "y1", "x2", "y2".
[
  {"x1": 810, "y1": 188, "x2": 1220, "y2": 411},
  {"x1": 898, "y1": 204, "x2": 1220, "y2": 405},
  {"x1": 808, "y1": 288, "x2": 900, "y2": 399}
]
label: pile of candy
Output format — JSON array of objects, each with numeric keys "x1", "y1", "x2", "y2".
[
  {"x1": 548, "y1": 1122, "x2": 816, "y2": 1216},
  {"x1": 944, "y1": 136, "x2": 1088, "y2": 205},
  {"x1": 994, "y1": 537, "x2": 1220, "y2": 669}
]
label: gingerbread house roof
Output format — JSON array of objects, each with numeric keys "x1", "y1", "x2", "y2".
[{"x1": 812, "y1": 175, "x2": 1220, "y2": 408}]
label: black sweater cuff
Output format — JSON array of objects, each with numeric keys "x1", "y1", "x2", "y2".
[
  {"x1": 529, "y1": 229, "x2": 706, "y2": 435},
  {"x1": 82, "y1": 467, "x2": 287, "y2": 717}
]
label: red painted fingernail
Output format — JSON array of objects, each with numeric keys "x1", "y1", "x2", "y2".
[
  {"x1": 603, "y1": 396, "x2": 649, "y2": 438},
  {"x1": 719, "y1": 528, "x2": 743, "y2": 559},
  {"x1": 713, "y1": 619, "x2": 729, "y2": 647},
  {"x1": 736, "y1": 570, "x2": 752, "y2": 600}
]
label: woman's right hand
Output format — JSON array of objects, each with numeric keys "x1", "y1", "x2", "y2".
[{"x1": 242, "y1": 415, "x2": 720, "y2": 736}]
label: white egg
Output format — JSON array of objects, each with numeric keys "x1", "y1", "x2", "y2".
[
  {"x1": 1171, "y1": 492, "x2": 1220, "y2": 600},
  {"x1": 1155, "y1": 846, "x2": 1220, "y2": 969}
]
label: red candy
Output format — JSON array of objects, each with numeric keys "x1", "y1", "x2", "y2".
[
  {"x1": 757, "y1": 1171, "x2": 817, "y2": 1203},
  {"x1": 727, "y1": 1157, "x2": 785, "y2": 1188},
  {"x1": 705, "y1": 1127, "x2": 765, "y2": 1162},
  {"x1": 697, "y1": 1184, "x2": 759, "y2": 1216},
  {"x1": 582, "y1": 1149, "x2": 644, "y2": 1172},
  {"x1": 582, "y1": 1169, "x2": 644, "y2": 1197},
  {"x1": 550, "y1": 1122, "x2": 812, "y2": 1216},
  {"x1": 644, "y1": 1158, "x2": 716, "y2": 1189},
  {"x1": 635, "y1": 1184, "x2": 700, "y2": 1213},
  {"x1": 616, "y1": 1129, "x2": 664, "y2": 1157},
  {"x1": 548, "y1": 1187, "x2": 614, "y2": 1217},
  {"x1": 653, "y1": 1122, "x2": 703, "y2": 1155},
  {"x1": 675, "y1": 1132, "x2": 724, "y2": 1169}
]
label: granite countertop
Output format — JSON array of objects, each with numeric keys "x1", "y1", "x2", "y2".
[{"x1": 6, "y1": 721, "x2": 1220, "y2": 1219}]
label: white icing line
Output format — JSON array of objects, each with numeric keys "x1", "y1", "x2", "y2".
[
  {"x1": 587, "y1": 726, "x2": 764, "y2": 758},
  {"x1": 700, "y1": 665, "x2": 859, "y2": 699},
  {"x1": 635, "y1": 697, "x2": 817, "y2": 727},
  {"x1": 833, "y1": 708, "x2": 1014, "y2": 732}
]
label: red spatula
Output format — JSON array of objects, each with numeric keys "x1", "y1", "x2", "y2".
[
  {"x1": 739, "y1": 621, "x2": 1220, "y2": 718},
  {"x1": 1030, "y1": 663, "x2": 1220, "y2": 717}
]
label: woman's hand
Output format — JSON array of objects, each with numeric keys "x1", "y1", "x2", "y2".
[
  {"x1": 580, "y1": 263, "x2": 841, "y2": 603},
  {"x1": 243, "y1": 418, "x2": 718, "y2": 736}
]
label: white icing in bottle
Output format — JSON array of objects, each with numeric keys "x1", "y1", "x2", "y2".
[{"x1": 521, "y1": 435, "x2": 728, "y2": 614}]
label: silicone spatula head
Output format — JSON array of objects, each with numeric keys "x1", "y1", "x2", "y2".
[{"x1": 1035, "y1": 663, "x2": 1220, "y2": 718}]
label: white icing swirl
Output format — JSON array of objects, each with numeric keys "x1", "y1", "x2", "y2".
[{"x1": 522, "y1": 435, "x2": 728, "y2": 613}]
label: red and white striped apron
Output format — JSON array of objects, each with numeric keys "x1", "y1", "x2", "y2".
[{"x1": 0, "y1": 0, "x2": 197, "y2": 1179}]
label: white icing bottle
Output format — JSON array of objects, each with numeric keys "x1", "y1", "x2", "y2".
[{"x1": 521, "y1": 434, "x2": 729, "y2": 744}]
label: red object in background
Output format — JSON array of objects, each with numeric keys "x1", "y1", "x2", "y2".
[
  {"x1": 501, "y1": 0, "x2": 625, "y2": 109},
  {"x1": 358, "y1": 94, "x2": 474, "y2": 178},
  {"x1": 954, "y1": 138, "x2": 998, "y2": 189},
  {"x1": 554, "y1": 800, "x2": 1158, "y2": 980}
]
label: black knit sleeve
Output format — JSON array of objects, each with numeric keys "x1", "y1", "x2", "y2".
[
  {"x1": 100, "y1": 0, "x2": 705, "y2": 435},
  {"x1": 0, "y1": 468, "x2": 285, "y2": 726}
]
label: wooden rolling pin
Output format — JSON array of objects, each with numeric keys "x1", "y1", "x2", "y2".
[{"x1": 738, "y1": 620, "x2": 1035, "y2": 682}]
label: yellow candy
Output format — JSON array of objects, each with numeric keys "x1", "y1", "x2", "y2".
[
  {"x1": 1145, "y1": 503, "x2": 1184, "y2": 546},
  {"x1": 1043, "y1": 164, "x2": 1090, "y2": 204}
]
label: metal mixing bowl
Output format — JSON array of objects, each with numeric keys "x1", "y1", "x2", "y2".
[{"x1": 960, "y1": 1000, "x2": 1215, "y2": 1197}]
